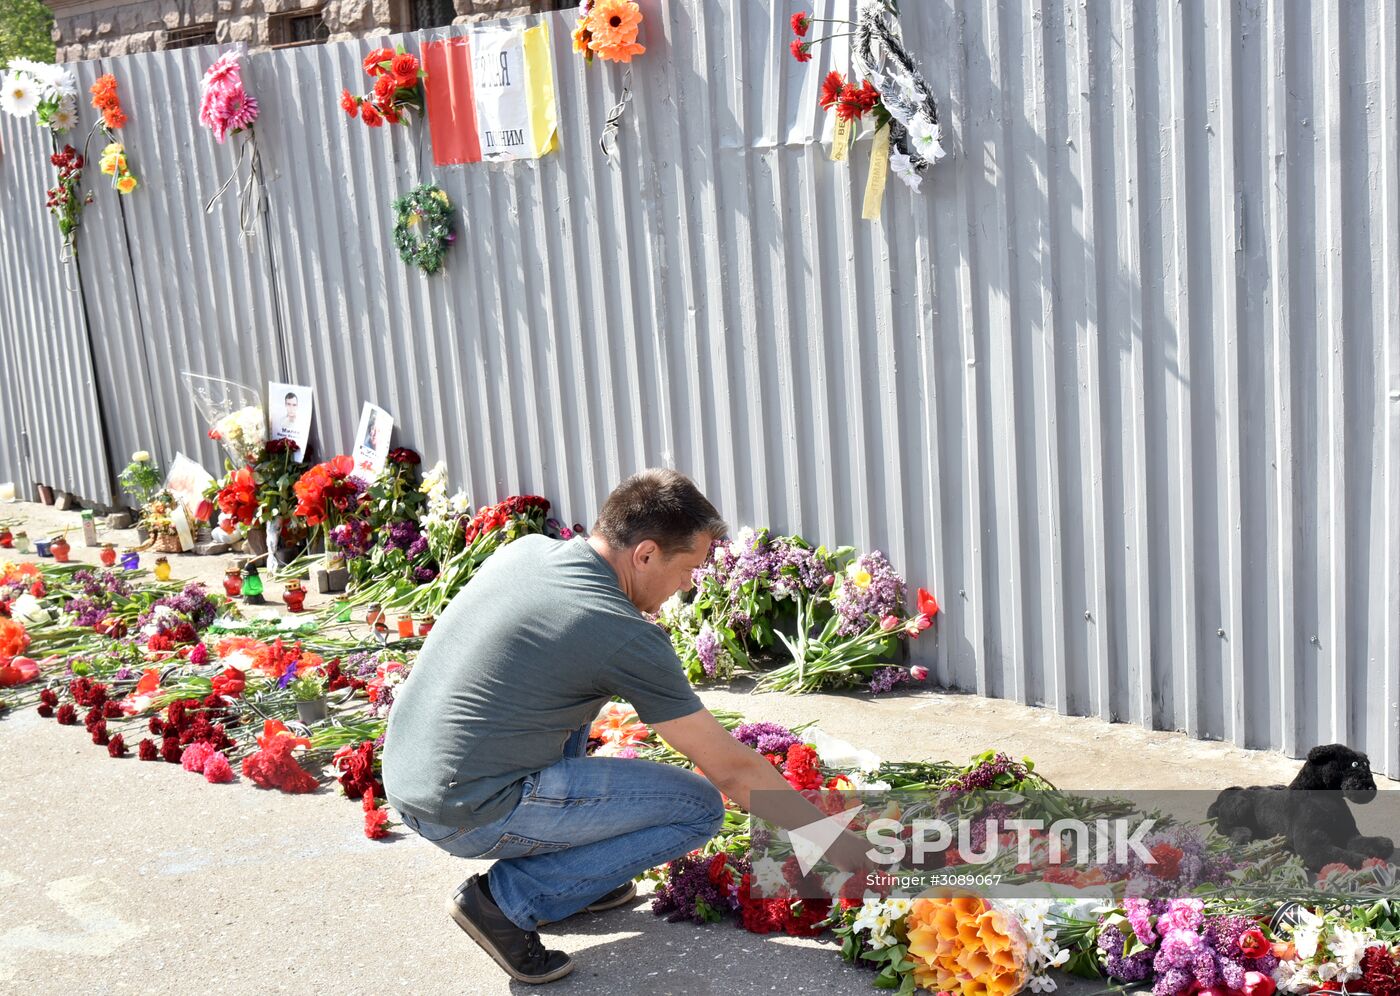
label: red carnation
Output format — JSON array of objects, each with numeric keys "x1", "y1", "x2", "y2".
[
  {"x1": 91, "y1": 720, "x2": 109, "y2": 746},
  {"x1": 211, "y1": 667, "x2": 246, "y2": 700},
  {"x1": 37, "y1": 703, "x2": 54, "y2": 718},
  {"x1": 332, "y1": 740, "x2": 382, "y2": 800},
  {"x1": 138, "y1": 737, "x2": 158, "y2": 761},
  {"x1": 40, "y1": 688, "x2": 58, "y2": 707},
  {"x1": 107, "y1": 733, "x2": 127, "y2": 758},
  {"x1": 161, "y1": 736, "x2": 183, "y2": 764},
  {"x1": 789, "y1": 39, "x2": 811, "y2": 63},
  {"x1": 791, "y1": 12, "x2": 811, "y2": 36},
  {"x1": 364, "y1": 804, "x2": 391, "y2": 839},
  {"x1": 103, "y1": 701, "x2": 122, "y2": 718},
  {"x1": 242, "y1": 735, "x2": 318, "y2": 794},
  {"x1": 55, "y1": 703, "x2": 77, "y2": 725},
  {"x1": 203, "y1": 751, "x2": 235, "y2": 783},
  {"x1": 148, "y1": 715, "x2": 165, "y2": 736},
  {"x1": 819, "y1": 70, "x2": 844, "y2": 110}
]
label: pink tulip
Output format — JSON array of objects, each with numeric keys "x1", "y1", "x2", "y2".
[
  {"x1": 879, "y1": 615, "x2": 899, "y2": 632},
  {"x1": 915, "y1": 613, "x2": 933, "y2": 631},
  {"x1": 910, "y1": 665, "x2": 929, "y2": 682}
]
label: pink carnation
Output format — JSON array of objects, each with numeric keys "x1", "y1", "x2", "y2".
[
  {"x1": 181, "y1": 740, "x2": 217, "y2": 773},
  {"x1": 1156, "y1": 898, "x2": 1205, "y2": 934},
  {"x1": 202, "y1": 751, "x2": 235, "y2": 783},
  {"x1": 189, "y1": 643, "x2": 209, "y2": 666}
]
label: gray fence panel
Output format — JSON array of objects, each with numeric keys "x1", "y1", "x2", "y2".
[
  {"x1": 0, "y1": 0, "x2": 1397, "y2": 777},
  {"x1": 0, "y1": 109, "x2": 111, "y2": 504}
]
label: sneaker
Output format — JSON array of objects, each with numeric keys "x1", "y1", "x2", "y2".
[
  {"x1": 538, "y1": 881, "x2": 639, "y2": 927},
  {"x1": 447, "y1": 875, "x2": 574, "y2": 984}
]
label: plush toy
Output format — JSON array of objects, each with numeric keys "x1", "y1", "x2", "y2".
[{"x1": 1209, "y1": 744, "x2": 1395, "y2": 872}]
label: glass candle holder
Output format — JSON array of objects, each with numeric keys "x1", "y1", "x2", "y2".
[
  {"x1": 120, "y1": 551, "x2": 139, "y2": 570},
  {"x1": 397, "y1": 616, "x2": 415, "y2": 639},
  {"x1": 283, "y1": 580, "x2": 307, "y2": 613},
  {"x1": 51, "y1": 536, "x2": 70, "y2": 563},
  {"x1": 12, "y1": 531, "x2": 27, "y2": 554},
  {"x1": 222, "y1": 567, "x2": 243, "y2": 598},
  {"x1": 418, "y1": 615, "x2": 435, "y2": 637},
  {"x1": 242, "y1": 568, "x2": 265, "y2": 604},
  {"x1": 153, "y1": 556, "x2": 171, "y2": 581},
  {"x1": 99, "y1": 543, "x2": 117, "y2": 567},
  {"x1": 0, "y1": 528, "x2": 12, "y2": 549},
  {"x1": 366, "y1": 603, "x2": 384, "y2": 628}
]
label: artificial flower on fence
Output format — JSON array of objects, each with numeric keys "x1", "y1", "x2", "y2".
[
  {"x1": 45, "y1": 144, "x2": 91, "y2": 258},
  {"x1": 572, "y1": 0, "x2": 646, "y2": 64},
  {"x1": 1, "y1": 58, "x2": 79, "y2": 131},
  {"x1": 341, "y1": 46, "x2": 426, "y2": 127},
  {"x1": 199, "y1": 51, "x2": 259, "y2": 144},
  {"x1": 91, "y1": 74, "x2": 140, "y2": 195},
  {"x1": 790, "y1": 1, "x2": 947, "y2": 208}
]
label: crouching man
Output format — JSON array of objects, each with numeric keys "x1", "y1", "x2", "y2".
[{"x1": 383, "y1": 469, "x2": 868, "y2": 984}]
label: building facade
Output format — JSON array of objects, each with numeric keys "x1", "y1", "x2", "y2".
[{"x1": 47, "y1": 0, "x2": 575, "y2": 63}]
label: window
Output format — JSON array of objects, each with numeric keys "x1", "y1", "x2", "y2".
[
  {"x1": 269, "y1": 7, "x2": 329, "y2": 48},
  {"x1": 412, "y1": 0, "x2": 457, "y2": 30},
  {"x1": 164, "y1": 23, "x2": 217, "y2": 50}
]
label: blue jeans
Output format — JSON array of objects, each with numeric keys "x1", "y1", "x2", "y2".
[{"x1": 399, "y1": 724, "x2": 725, "y2": 930}]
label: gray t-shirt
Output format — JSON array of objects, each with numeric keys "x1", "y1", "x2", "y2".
[{"x1": 382, "y1": 534, "x2": 703, "y2": 827}]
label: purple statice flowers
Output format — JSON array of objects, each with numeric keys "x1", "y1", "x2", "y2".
[
  {"x1": 732, "y1": 721, "x2": 802, "y2": 757},
  {"x1": 834, "y1": 552, "x2": 905, "y2": 636}
]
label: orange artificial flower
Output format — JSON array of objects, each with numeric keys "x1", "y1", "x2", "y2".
[
  {"x1": 0, "y1": 617, "x2": 30, "y2": 659},
  {"x1": 571, "y1": 18, "x2": 594, "y2": 58},
  {"x1": 1, "y1": 562, "x2": 40, "y2": 584},
  {"x1": 905, "y1": 896, "x2": 1030, "y2": 996},
  {"x1": 363, "y1": 47, "x2": 394, "y2": 76},
  {"x1": 586, "y1": 0, "x2": 646, "y2": 63}
]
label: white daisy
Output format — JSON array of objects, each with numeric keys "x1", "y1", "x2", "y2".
[
  {"x1": 889, "y1": 151, "x2": 922, "y2": 192},
  {"x1": 5, "y1": 58, "x2": 46, "y2": 77},
  {"x1": 33, "y1": 62, "x2": 75, "y2": 99},
  {"x1": 48, "y1": 96, "x2": 77, "y2": 131},
  {"x1": 1, "y1": 72, "x2": 40, "y2": 117}
]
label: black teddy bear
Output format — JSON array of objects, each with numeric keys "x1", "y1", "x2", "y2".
[{"x1": 1208, "y1": 744, "x2": 1395, "y2": 873}]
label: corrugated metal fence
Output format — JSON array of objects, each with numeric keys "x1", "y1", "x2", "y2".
[{"x1": 1, "y1": 0, "x2": 1397, "y2": 777}]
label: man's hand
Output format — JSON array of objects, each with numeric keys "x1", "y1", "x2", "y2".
[{"x1": 653, "y1": 708, "x2": 874, "y2": 877}]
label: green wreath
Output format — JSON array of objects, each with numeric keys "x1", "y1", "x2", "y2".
[{"x1": 392, "y1": 183, "x2": 456, "y2": 275}]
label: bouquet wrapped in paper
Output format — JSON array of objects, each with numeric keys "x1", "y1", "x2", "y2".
[{"x1": 182, "y1": 372, "x2": 266, "y2": 466}]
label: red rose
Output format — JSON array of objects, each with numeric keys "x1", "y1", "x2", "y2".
[
  {"x1": 391, "y1": 52, "x2": 419, "y2": 85},
  {"x1": 340, "y1": 87, "x2": 359, "y2": 117},
  {"x1": 363, "y1": 47, "x2": 394, "y2": 76},
  {"x1": 383, "y1": 107, "x2": 400, "y2": 125},
  {"x1": 373, "y1": 73, "x2": 397, "y2": 100},
  {"x1": 359, "y1": 103, "x2": 383, "y2": 127}
]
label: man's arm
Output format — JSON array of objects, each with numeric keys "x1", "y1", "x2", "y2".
[{"x1": 652, "y1": 708, "x2": 871, "y2": 874}]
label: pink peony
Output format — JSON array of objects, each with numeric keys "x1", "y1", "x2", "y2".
[{"x1": 202, "y1": 751, "x2": 235, "y2": 783}]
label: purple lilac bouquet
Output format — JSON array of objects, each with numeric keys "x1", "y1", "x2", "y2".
[
  {"x1": 65, "y1": 569, "x2": 133, "y2": 628},
  {"x1": 833, "y1": 552, "x2": 905, "y2": 636},
  {"x1": 732, "y1": 721, "x2": 802, "y2": 756},
  {"x1": 650, "y1": 850, "x2": 748, "y2": 924},
  {"x1": 1098, "y1": 898, "x2": 1280, "y2": 996},
  {"x1": 136, "y1": 582, "x2": 218, "y2": 633}
]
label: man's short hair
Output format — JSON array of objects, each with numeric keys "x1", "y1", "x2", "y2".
[
  {"x1": 593, "y1": 469, "x2": 726, "y2": 555},
  {"x1": 285, "y1": 392, "x2": 297, "y2": 404}
]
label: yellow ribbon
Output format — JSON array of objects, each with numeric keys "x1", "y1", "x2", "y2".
[
  {"x1": 831, "y1": 116, "x2": 852, "y2": 162},
  {"x1": 862, "y1": 124, "x2": 891, "y2": 220}
]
